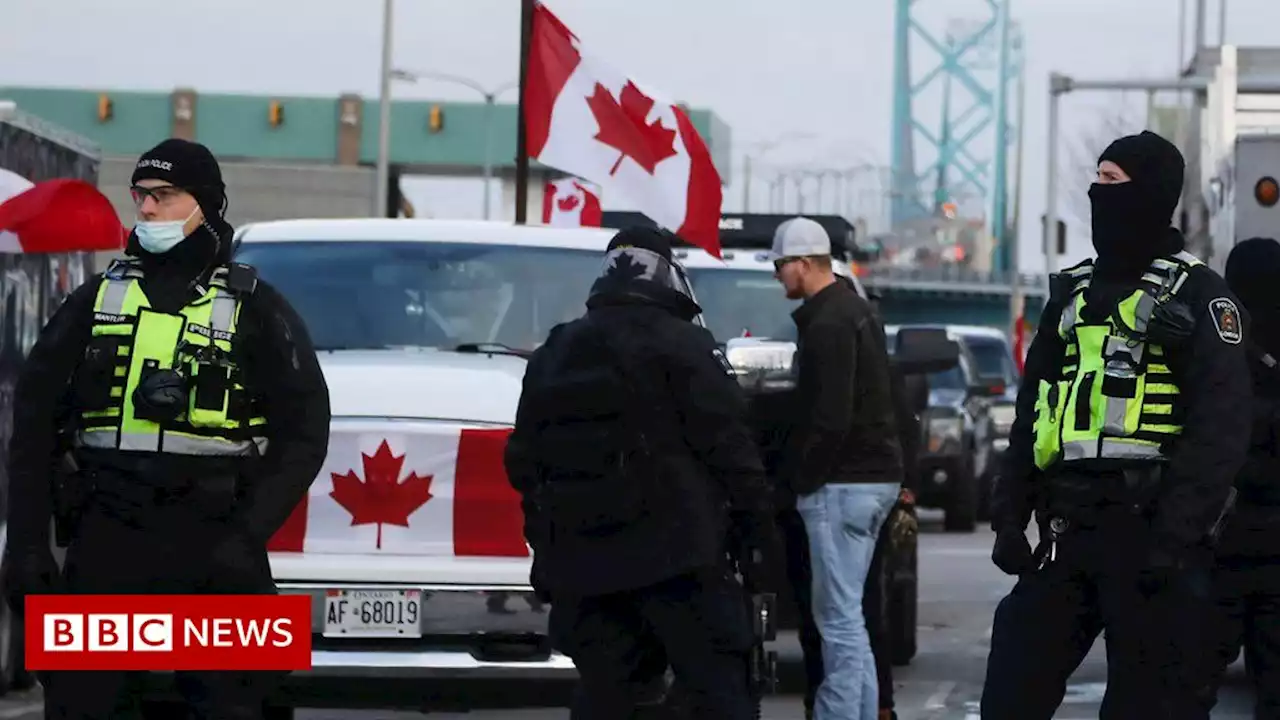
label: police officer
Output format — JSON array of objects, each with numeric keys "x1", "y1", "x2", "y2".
[
  {"x1": 504, "y1": 226, "x2": 783, "y2": 720},
  {"x1": 981, "y1": 130, "x2": 1251, "y2": 719},
  {"x1": 1204, "y1": 236, "x2": 1280, "y2": 716},
  {"x1": 3, "y1": 139, "x2": 331, "y2": 718}
]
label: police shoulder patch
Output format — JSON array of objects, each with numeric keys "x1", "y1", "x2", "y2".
[
  {"x1": 711, "y1": 348, "x2": 735, "y2": 376},
  {"x1": 1208, "y1": 297, "x2": 1242, "y2": 345}
]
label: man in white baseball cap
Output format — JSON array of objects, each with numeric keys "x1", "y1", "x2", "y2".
[{"x1": 770, "y1": 216, "x2": 903, "y2": 720}]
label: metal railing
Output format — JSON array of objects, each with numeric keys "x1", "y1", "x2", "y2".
[{"x1": 858, "y1": 264, "x2": 1047, "y2": 294}]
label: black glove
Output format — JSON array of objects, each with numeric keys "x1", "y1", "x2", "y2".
[
  {"x1": 3, "y1": 547, "x2": 62, "y2": 613},
  {"x1": 991, "y1": 528, "x2": 1036, "y2": 576}
]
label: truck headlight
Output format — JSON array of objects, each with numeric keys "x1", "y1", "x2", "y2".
[{"x1": 926, "y1": 416, "x2": 963, "y2": 452}]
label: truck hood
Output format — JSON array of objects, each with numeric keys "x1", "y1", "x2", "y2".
[{"x1": 318, "y1": 348, "x2": 528, "y2": 424}]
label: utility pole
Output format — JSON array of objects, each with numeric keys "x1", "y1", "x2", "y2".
[
  {"x1": 1219, "y1": 0, "x2": 1228, "y2": 46},
  {"x1": 374, "y1": 0, "x2": 394, "y2": 218}
]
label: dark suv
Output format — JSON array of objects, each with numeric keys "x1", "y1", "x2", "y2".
[{"x1": 885, "y1": 325, "x2": 1015, "y2": 532}]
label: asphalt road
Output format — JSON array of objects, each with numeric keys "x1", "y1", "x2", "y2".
[{"x1": 0, "y1": 512, "x2": 1258, "y2": 719}]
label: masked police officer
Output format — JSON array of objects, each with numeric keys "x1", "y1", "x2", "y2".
[
  {"x1": 3, "y1": 139, "x2": 331, "y2": 718},
  {"x1": 981, "y1": 130, "x2": 1251, "y2": 719},
  {"x1": 1204, "y1": 236, "x2": 1280, "y2": 716},
  {"x1": 505, "y1": 227, "x2": 783, "y2": 720}
]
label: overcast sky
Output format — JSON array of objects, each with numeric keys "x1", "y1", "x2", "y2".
[{"x1": 1, "y1": 0, "x2": 1271, "y2": 271}]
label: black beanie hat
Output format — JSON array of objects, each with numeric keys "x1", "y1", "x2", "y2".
[
  {"x1": 606, "y1": 225, "x2": 675, "y2": 262},
  {"x1": 1097, "y1": 130, "x2": 1185, "y2": 219},
  {"x1": 1226, "y1": 237, "x2": 1280, "y2": 356},
  {"x1": 131, "y1": 138, "x2": 227, "y2": 218},
  {"x1": 1226, "y1": 237, "x2": 1280, "y2": 313}
]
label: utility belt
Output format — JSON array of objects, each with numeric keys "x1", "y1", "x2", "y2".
[
  {"x1": 1041, "y1": 462, "x2": 1168, "y2": 521},
  {"x1": 52, "y1": 449, "x2": 246, "y2": 547},
  {"x1": 1033, "y1": 463, "x2": 1237, "y2": 569}
]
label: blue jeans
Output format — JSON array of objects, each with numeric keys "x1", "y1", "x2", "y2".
[{"x1": 797, "y1": 482, "x2": 900, "y2": 720}]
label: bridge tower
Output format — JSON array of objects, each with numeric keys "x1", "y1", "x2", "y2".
[{"x1": 890, "y1": 0, "x2": 1024, "y2": 271}]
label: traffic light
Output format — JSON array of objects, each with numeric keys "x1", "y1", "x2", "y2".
[
  {"x1": 96, "y1": 94, "x2": 113, "y2": 122},
  {"x1": 428, "y1": 105, "x2": 444, "y2": 133},
  {"x1": 268, "y1": 100, "x2": 284, "y2": 128},
  {"x1": 1256, "y1": 176, "x2": 1279, "y2": 207}
]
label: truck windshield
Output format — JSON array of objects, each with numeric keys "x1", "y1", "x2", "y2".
[
  {"x1": 964, "y1": 336, "x2": 1018, "y2": 384},
  {"x1": 234, "y1": 240, "x2": 603, "y2": 351},
  {"x1": 685, "y1": 268, "x2": 798, "y2": 342}
]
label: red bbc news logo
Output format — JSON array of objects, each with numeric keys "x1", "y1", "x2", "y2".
[{"x1": 25, "y1": 595, "x2": 312, "y2": 671}]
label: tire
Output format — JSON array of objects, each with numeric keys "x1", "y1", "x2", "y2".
[{"x1": 944, "y1": 453, "x2": 978, "y2": 533}]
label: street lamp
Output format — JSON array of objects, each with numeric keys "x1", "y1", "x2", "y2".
[
  {"x1": 741, "y1": 132, "x2": 814, "y2": 212},
  {"x1": 391, "y1": 68, "x2": 519, "y2": 220}
]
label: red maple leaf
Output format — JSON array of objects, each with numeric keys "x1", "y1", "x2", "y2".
[
  {"x1": 585, "y1": 81, "x2": 678, "y2": 176},
  {"x1": 557, "y1": 193, "x2": 581, "y2": 212},
  {"x1": 329, "y1": 440, "x2": 434, "y2": 549}
]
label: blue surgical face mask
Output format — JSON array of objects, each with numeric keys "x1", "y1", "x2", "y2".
[{"x1": 135, "y1": 206, "x2": 200, "y2": 254}]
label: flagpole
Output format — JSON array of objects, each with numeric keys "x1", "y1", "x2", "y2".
[{"x1": 514, "y1": 0, "x2": 535, "y2": 224}]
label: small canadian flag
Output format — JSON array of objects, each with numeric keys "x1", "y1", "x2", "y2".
[
  {"x1": 542, "y1": 176, "x2": 602, "y2": 227},
  {"x1": 523, "y1": 1, "x2": 723, "y2": 257}
]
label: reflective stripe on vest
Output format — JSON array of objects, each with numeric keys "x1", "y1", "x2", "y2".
[
  {"x1": 1032, "y1": 252, "x2": 1203, "y2": 470},
  {"x1": 76, "y1": 262, "x2": 268, "y2": 456}
]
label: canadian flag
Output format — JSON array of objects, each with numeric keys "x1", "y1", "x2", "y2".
[
  {"x1": 542, "y1": 175, "x2": 602, "y2": 227},
  {"x1": 0, "y1": 168, "x2": 126, "y2": 254},
  {"x1": 524, "y1": 1, "x2": 723, "y2": 257},
  {"x1": 267, "y1": 425, "x2": 528, "y2": 558}
]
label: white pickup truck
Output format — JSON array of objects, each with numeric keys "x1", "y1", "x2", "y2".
[{"x1": 228, "y1": 218, "x2": 629, "y2": 711}]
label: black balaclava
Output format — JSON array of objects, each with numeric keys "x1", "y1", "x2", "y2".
[
  {"x1": 586, "y1": 225, "x2": 701, "y2": 321},
  {"x1": 1089, "y1": 130, "x2": 1186, "y2": 280},
  {"x1": 127, "y1": 138, "x2": 234, "y2": 271},
  {"x1": 1226, "y1": 237, "x2": 1280, "y2": 359}
]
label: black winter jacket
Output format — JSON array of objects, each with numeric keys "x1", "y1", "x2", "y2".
[
  {"x1": 504, "y1": 279, "x2": 777, "y2": 598},
  {"x1": 783, "y1": 280, "x2": 903, "y2": 495}
]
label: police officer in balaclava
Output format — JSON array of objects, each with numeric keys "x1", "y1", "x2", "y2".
[
  {"x1": 1203, "y1": 236, "x2": 1280, "y2": 717},
  {"x1": 4, "y1": 138, "x2": 331, "y2": 718},
  {"x1": 981, "y1": 130, "x2": 1251, "y2": 719}
]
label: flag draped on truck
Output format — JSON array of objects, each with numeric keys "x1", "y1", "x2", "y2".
[{"x1": 268, "y1": 426, "x2": 530, "y2": 558}]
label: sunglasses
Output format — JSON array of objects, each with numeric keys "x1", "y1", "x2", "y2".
[{"x1": 772, "y1": 256, "x2": 804, "y2": 272}]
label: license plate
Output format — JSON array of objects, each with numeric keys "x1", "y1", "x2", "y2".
[{"x1": 323, "y1": 589, "x2": 423, "y2": 638}]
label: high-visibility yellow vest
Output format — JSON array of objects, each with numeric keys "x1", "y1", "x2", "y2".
[
  {"x1": 74, "y1": 259, "x2": 268, "y2": 456},
  {"x1": 1032, "y1": 251, "x2": 1203, "y2": 471}
]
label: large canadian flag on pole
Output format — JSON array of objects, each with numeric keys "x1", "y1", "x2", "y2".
[{"x1": 523, "y1": 1, "x2": 723, "y2": 258}]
